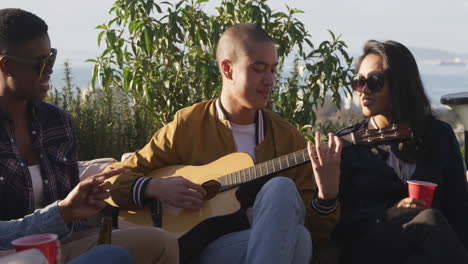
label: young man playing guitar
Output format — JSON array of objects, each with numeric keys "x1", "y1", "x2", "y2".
[{"x1": 106, "y1": 23, "x2": 342, "y2": 264}]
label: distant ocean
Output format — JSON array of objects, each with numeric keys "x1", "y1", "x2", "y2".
[
  {"x1": 50, "y1": 62, "x2": 468, "y2": 107},
  {"x1": 418, "y1": 63, "x2": 468, "y2": 106}
]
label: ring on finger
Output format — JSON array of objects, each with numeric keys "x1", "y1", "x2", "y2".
[{"x1": 405, "y1": 203, "x2": 411, "y2": 208}]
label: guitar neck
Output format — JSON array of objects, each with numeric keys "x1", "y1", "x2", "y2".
[{"x1": 218, "y1": 133, "x2": 355, "y2": 191}]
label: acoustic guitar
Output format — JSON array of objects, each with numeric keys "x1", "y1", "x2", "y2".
[{"x1": 112, "y1": 124, "x2": 412, "y2": 236}]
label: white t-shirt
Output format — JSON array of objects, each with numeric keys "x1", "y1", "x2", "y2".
[
  {"x1": 28, "y1": 165, "x2": 45, "y2": 208},
  {"x1": 229, "y1": 122, "x2": 257, "y2": 162},
  {"x1": 230, "y1": 121, "x2": 257, "y2": 222}
]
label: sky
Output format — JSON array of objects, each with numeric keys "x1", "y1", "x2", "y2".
[{"x1": 1, "y1": 0, "x2": 468, "y2": 68}]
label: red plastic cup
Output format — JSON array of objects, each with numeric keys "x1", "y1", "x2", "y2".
[
  {"x1": 11, "y1": 233, "x2": 57, "y2": 264},
  {"x1": 407, "y1": 180, "x2": 438, "y2": 208}
]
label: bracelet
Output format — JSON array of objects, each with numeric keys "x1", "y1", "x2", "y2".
[
  {"x1": 313, "y1": 190, "x2": 338, "y2": 206},
  {"x1": 315, "y1": 196, "x2": 338, "y2": 207},
  {"x1": 311, "y1": 195, "x2": 339, "y2": 215}
]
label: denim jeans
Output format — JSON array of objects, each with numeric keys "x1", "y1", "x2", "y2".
[
  {"x1": 68, "y1": 245, "x2": 133, "y2": 264},
  {"x1": 199, "y1": 177, "x2": 312, "y2": 264}
]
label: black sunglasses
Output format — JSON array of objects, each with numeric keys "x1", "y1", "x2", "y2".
[
  {"x1": 352, "y1": 72, "x2": 385, "y2": 93},
  {"x1": 2, "y1": 48, "x2": 57, "y2": 79}
]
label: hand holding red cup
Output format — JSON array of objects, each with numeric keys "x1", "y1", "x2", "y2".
[{"x1": 407, "y1": 180, "x2": 438, "y2": 208}]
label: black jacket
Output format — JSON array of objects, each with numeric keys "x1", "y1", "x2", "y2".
[{"x1": 334, "y1": 118, "x2": 468, "y2": 250}]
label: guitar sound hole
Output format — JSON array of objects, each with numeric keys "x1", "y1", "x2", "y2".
[{"x1": 201, "y1": 180, "x2": 221, "y2": 200}]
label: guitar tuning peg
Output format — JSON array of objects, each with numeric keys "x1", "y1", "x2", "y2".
[
  {"x1": 371, "y1": 148, "x2": 378, "y2": 155},
  {"x1": 398, "y1": 142, "x2": 404, "y2": 151},
  {"x1": 383, "y1": 145, "x2": 391, "y2": 151}
]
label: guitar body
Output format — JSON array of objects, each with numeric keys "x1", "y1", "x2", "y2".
[{"x1": 118, "y1": 152, "x2": 255, "y2": 237}]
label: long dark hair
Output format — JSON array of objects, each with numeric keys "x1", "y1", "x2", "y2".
[{"x1": 356, "y1": 40, "x2": 434, "y2": 162}]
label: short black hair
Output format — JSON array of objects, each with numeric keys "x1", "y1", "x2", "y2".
[
  {"x1": 0, "y1": 8, "x2": 48, "y2": 54},
  {"x1": 356, "y1": 40, "x2": 434, "y2": 161}
]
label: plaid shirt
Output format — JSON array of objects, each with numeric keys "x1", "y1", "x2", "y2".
[{"x1": 0, "y1": 101, "x2": 79, "y2": 221}]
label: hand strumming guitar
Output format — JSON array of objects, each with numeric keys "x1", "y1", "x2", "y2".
[
  {"x1": 307, "y1": 132, "x2": 342, "y2": 201},
  {"x1": 145, "y1": 177, "x2": 207, "y2": 209}
]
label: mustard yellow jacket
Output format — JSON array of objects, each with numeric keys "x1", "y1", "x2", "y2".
[{"x1": 106, "y1": 99, "x2": 340, "y2": 248}]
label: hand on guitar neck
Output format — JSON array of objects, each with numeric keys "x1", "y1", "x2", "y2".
[
  {"x1": 308, "y1": 132, "x2": 343, "y2": 201},
  {"x1": 145, "y1": 176, "x2": 207, "y2": 209}
]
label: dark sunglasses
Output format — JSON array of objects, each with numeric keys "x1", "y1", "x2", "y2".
[
  {"x1": 352, "y1": 72, "x2": 385, "y2": 93},
  {"x1": 2, "y1": 48, "x2": 57, "y2": 79}
]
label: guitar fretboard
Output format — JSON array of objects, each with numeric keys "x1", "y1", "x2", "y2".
[{"x1": 218, "y1": 134, "x2": 354, "y2": 191}]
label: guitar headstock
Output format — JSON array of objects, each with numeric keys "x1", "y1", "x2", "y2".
[{"x1": 353, "y1": 123, "x2": 413, "y2": 147}]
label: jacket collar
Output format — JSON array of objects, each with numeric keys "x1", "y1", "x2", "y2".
[{"x1": 215, "y1": 98, "x2": 265, "y2": 145}]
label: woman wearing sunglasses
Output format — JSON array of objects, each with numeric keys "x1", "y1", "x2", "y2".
[{"x1": 332, "y1": 40, "x2": 468, "y2": 263}]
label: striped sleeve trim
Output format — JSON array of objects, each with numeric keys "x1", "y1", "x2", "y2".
[
  {"x1": 311, "y1": 198, "x2": 339, "y2": 216},
  {"x1": 132, "y1": 177, "x2": 152, "y2": 206}
]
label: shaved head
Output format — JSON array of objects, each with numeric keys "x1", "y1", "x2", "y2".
[
  {"x1": 216, "y1": 23, "x2": 274, "y2": 67},
  {"x1": 216, "y1": 23, "x2": 277, "y2": 124}
]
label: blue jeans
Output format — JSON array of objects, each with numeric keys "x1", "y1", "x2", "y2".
[
  {"x1": 199, "y1": 177, "x2": 312, "y2": 264},
  {"x1": 68, "y1": 245, "x2": 133, "y2": 264}
]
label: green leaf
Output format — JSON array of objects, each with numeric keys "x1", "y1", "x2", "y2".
[
  {"x1": 143, "y1": 0, "x2": 154, "y2": 15},
  {"x1": 106, "y1": 31, "x2": 116, "y2": 49},
  {"x1": 97, "y1": 31, "x2": 106, "y2": 47},
  {"x1": 327, "y1": 29, "x2": 336, "y2": 41},
  {"x1": 226, "y1": 2, "x2": 234, "y2": 15},
  {"x1": 96, "y1": 24, "x2": 107, "y2": 30},
  {"x1": 144, "y1": 28, "x2": 153, "y2": 55},
  {"x1": 155, "y1": 3, "x2": 162, "y2": 13},
  {"x1": 175, "y1": 0, "x2": 184, "y2": 10},
  {"x1": 91, "y1": 64, "x2": 99, "y2": 89}
]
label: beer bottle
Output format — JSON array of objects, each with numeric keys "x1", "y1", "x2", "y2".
[{"x1": 96, "y1": 216, "x2": 112, "y2": 245}]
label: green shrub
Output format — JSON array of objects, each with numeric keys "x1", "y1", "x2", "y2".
[
  {"x1": 47, "y1": 61, "x2": 158, "y2": 160},
  {"x1": 91, "y1": 0, "x2": 353, "y2": 137},
  {"x1": 49, "y1": 0, "x2": 354, "y2": 159}
]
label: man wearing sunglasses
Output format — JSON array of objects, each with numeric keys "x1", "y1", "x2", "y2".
[
  {"x1": 1, "y1": 48, "x2": 57, "y2": 83},
  {"x1": 0, "y1": 7, "x2": 71, "y2": 225}
]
